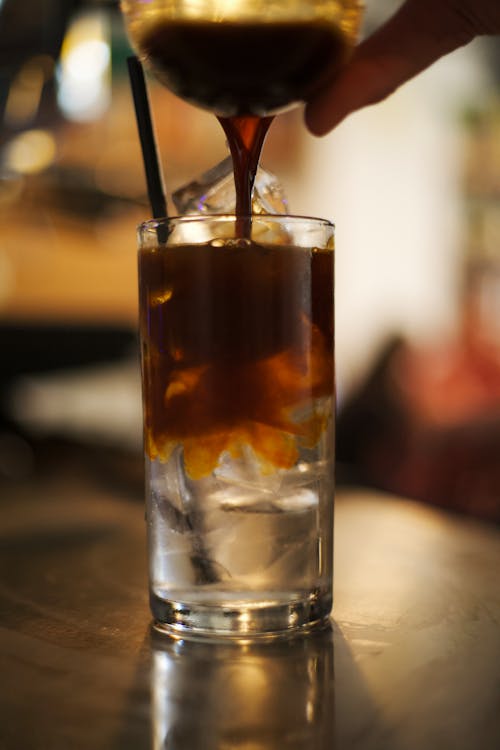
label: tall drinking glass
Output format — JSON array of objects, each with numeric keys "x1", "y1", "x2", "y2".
[{"x1": 138, "y1": 214, "x2": 335, "y2": 637}]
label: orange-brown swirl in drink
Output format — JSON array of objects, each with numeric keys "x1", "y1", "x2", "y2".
[{"x1": 139, "y1": 240, "x2": 334, "y2": 479}]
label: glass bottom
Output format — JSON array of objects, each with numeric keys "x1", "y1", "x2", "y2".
[{"x1": 150, "y1": 588, "x2": 332, "y2": 639}]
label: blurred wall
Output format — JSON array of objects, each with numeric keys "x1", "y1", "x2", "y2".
[{"x1": 283, "y1": 40, "x2": 495, "y2": 399}]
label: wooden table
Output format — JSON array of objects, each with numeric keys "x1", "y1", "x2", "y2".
[{"x1": 1, "y1": 468, "x2": 499, "y2": 749}]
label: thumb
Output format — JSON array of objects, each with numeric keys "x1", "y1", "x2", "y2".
[{"x1": 305, "y1": 0, "x2": 497, "y2": 136}]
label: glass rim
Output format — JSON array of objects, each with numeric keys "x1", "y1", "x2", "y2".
[{"x1": 138, "y1": 213, "x2": 335, "y2": 233}]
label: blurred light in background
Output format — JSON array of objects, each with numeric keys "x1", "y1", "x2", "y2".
[
  {"x1": 4, "y1": 55, "x2": 54, "y2": 128},
  {"x1": 57, "y1": 9, "x2": 111, "y2": 123},
  {"x1": 3, "y1": 129, "x2": 56, "y2": 174}
]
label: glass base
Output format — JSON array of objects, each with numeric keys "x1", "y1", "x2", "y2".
[{"x1": 150, "y1": 589, "x2": 332, "y2": 639}]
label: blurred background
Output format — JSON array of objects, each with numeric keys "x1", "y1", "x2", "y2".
[{"x1": 0, "y1": 0, "x2": 498, "y2": 520}]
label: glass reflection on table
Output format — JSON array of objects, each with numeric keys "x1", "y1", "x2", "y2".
[{"x1": 151, "y1": 624, "x2": 335, "y2": 749}]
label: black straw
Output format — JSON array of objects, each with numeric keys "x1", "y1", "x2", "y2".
[{"x1": 127, "y1": 56, "x2": 168, "y2": 219}]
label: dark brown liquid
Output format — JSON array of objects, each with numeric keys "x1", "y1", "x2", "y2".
[
  {"x1": 217, "y1": 114, "x2": 273, "y2": 226},
  {"x1": 139, "y1": 19, "x2": 350, "y2": 116},
  {"x1": 139, "y1": 241, "x2": 334, "y2": 478}
]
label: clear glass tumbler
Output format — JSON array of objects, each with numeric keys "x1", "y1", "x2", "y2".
[{"x1": 138, "y1": 214, "x2": 335, "y2": 637}]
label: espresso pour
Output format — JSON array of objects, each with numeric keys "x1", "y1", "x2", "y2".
[{"x1": 217, "y1": 115, "x2": 274, "y2": 228}]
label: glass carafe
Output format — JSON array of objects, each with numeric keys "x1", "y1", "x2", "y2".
[{"x1": 121, "y1": 0, "x2": 364, "y2": 117}]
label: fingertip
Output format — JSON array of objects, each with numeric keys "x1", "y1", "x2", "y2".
[
  {"x1": 304, "y1": 70, "x2": 358, "y2": 136},
  {"x1": 304, "y1": 104, "x2": 343, "y2": 138},
  {"x1": 303, "y1": 114, "x2": 325, "y2": 137}
]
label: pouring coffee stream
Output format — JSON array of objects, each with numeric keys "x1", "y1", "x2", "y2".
[{"x1": 217, "y1": 114, "x2": 274, "y2": 229}]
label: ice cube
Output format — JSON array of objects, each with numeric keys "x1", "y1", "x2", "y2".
[
  {"x1": 150, "y1": 446, "x2": 191, "y2": 515},
  {"x1": 214, "y1": 445, "x2": 283, "y2": 497},
  {"x1": 173, "y1": 156, "x2": 289, "y2": 216}
]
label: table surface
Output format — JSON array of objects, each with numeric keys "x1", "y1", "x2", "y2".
[{"x1": 1, "y1": 464, "x2": 499, "y2": 750}]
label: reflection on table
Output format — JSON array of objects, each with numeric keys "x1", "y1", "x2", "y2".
[{"x1": 151, "y1": 626, "x2": 334, "y2": 749}]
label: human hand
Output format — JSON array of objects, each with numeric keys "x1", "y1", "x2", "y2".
[{"x1": 305, "y1": 0, "x2": 500, "y2": 135}]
